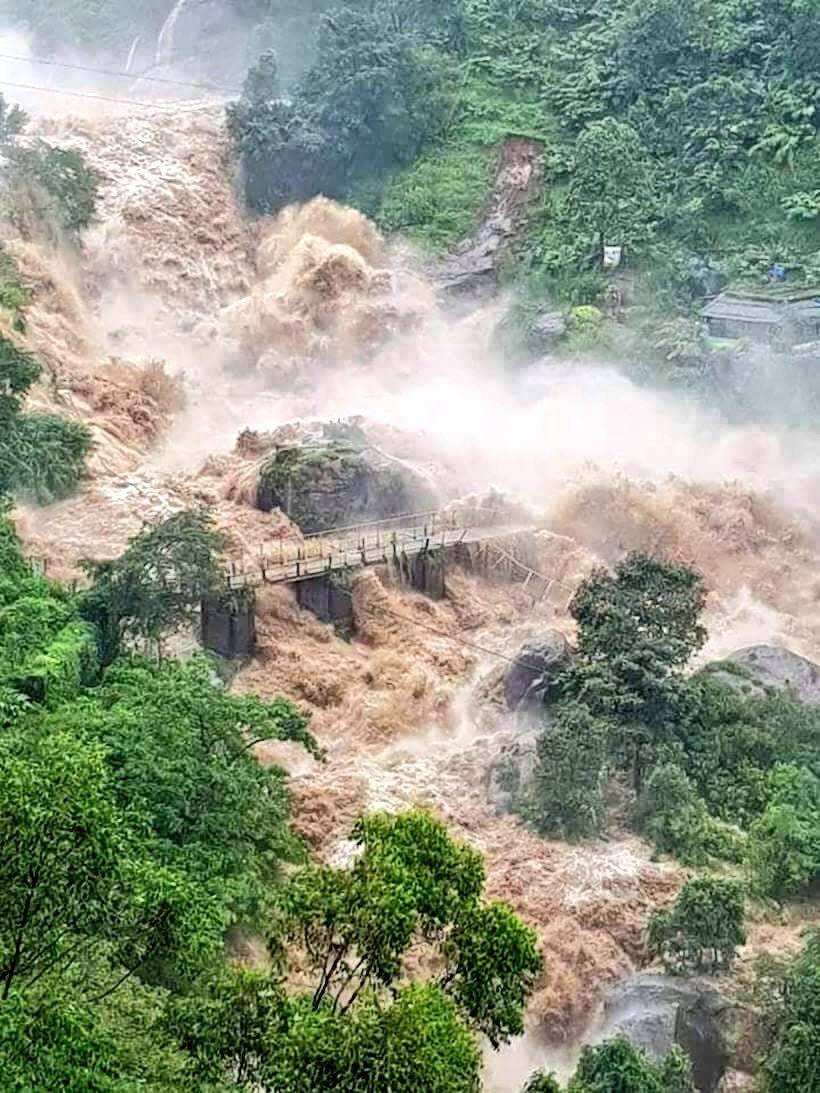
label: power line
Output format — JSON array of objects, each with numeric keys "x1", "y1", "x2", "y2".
[
  {"x1": 0, "y1": 51, "x2": 240, "y2": 95},
  {"x1": 0, "y1": 79, "x2": 222, "y2": 111}
]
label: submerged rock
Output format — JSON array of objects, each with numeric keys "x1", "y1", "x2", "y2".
[
  {"x1": 503, "y1": 630, "x2": 572, "y2": 711},
  {"x1": 675, "y1": 987, "x2": 738, "y2": 1093}
]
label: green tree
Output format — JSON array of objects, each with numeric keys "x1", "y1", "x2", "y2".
[
  {"x1": 228, "y1": 6, "x2": 456, "y2": 212},
  {"x1": 181, "y1": 978, "x2": 482, "y2": 1092},
  {"x1": 0, "y1": 335, "x2": 91, "y2": 503},
  {"x1": 48, "y1": 655, "x2": 317, "y2": 933},
  {"x1": 172, "y1": 812, "x2": 537, "y2": 1090},
  {"x1": 80, "y1": 510, "x2": 226, "y2": 665},
  {"x1": 763, "y1": 929, "x2": 820, "y2": 1093},
  {"x1": 648, "y1": 876, "x2": 746, "y2": 975},
  {"x1": 566, "y1": 1036, "x2": 695, "y2": 1092},
  {"x1": 637, "y1": 762, "x2": 745, "y2": 866},
  {"x1": 569, "y1": 554, "x2": 706, "y2": 672},
  {"x1": 522, "y1": 1070, "x2": 563, "y2": 1092},
  {"x1": 529, "y1": 701, "x2": 610, "y2": 838},
  {"x1": 746, "y1": 802, "x2": 819, "y2": 903},
  {"x1": 611, "y1": 0, "x2": 706, "y2": 104},
  {"x1": 342, "y1": 984, "x2": 481, "y2": 1092},
  {"x1": 568, "y1": 120, "x2": 659, "y2": 258},
  {"x1": 276, "y1": 810, "x2": 540, "y2": 1039},
  {"x1": 563, "y1": 553, "x2": 706, "y2": 791},
  {"x1": 0, "y1": 730, "x2": 126, "y2": 999},
  {"x1": 7, "y1": 141, "x2": 99, "y2": 235},
  {"x1": 0, "y1": 982, "x2": 188, "y2": 1092}
]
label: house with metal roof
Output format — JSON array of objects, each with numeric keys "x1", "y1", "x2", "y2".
[{"x1": 701, "y1": 287, "x2": 820, "y2": 343}]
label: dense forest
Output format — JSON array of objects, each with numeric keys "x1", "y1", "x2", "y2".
[
  {"x1": 0, "y1": 0, "x2": 819, "y2": 1089},
  {"x1": 227, "y1": 0, "x2": 820, "y2": 382}
]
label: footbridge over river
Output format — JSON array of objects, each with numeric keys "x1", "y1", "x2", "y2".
[
  {"x1": 204, "y1": 511, "x2": 561, "y2": 655},
  {"x1": 222, "y1": 510, "x2": 550, "y2": 597}
]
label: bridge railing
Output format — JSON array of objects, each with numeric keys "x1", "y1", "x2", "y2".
[{"x1": 221, "y1": 508, "x2": 513, "y2": 589}]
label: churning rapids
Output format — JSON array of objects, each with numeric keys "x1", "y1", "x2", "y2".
[{"x1": 7, "y1": 92, "x2": 820, "y2": 1088}]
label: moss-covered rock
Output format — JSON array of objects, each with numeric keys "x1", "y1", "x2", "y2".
[{"x1": 256, "y1": 441, "x2": 435, "y2": 533}]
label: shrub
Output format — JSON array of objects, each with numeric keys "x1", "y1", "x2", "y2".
[
  {"x1": 648, "y1": 875, "x2": 746, "y2": 974},
  {"x1": 529, "y1": 702, "x2": 610, "y2": 838},
  {"x1": 7, "y1": 141, "x2": 100, "y2": 236},
  {"x1": 0, "y1": 334, "x2": 91, "y2": 502},
  {"x1": 746, "y1": 803, "x2": 819, "y2": 903},
  {"x1": 7, "y1": 412, "x2": 92, "y2": 503},
  {"x1": 638, "y1": 762, "x2": 745, "y2": 866},
  {"x1": 763, "y1": 930, "x2": 820, "y2": 1093}
]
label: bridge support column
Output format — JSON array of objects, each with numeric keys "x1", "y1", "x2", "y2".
[
  {"x1": 201, "y1": 592, "x2": 257, "y2": 659},
  {"x1": 399, "y1": 546, "x2": 446, "y2": 600},
  {"x1": 295, "y1": 574, "x2": 354, "y2": 627}
]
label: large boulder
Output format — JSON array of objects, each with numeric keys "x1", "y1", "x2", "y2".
[
  {"x1": 675, "y1": 986, "x2": 738, "y2": 1093},
  {"x1": 256, "y1": 441, "x2": 436, "y2": 534},
  {"x1": 714, "y1": 644, "x2": 820, "y2": 704},
  {"x1": 503, "y1": 630, "x2": 572, "y2": 711},
  {"x1": 531, "y1": 310, "x2": 567, "y2": 348},
  {"x1": 597, "y1": 974, "x2": 739, "y2": 1093}
]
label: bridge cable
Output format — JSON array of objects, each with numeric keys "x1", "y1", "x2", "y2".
[
  {"x1": 0, "y1": 79, "x2": 226, "y2": 110},
  {"x1": 0, "y1": 52, "x2": 241, "y2": 94},
  {"x1": 331, "y1": 584, "x2": 555, "y2": 674}
]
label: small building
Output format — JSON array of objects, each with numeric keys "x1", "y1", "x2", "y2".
[{"x1": 701, "y1": 287, "x2": 820, "y2": 344}]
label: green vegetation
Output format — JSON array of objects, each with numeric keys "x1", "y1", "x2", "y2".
[
  {"x1": 8, "y1": 140, "x2": 100, "y2": 236},
  {"x1": 0, "y1": 334, "x2": 91, "y2": 502},
  {"x1": 176, "y1": 810, "x2": 540, "y2": 1090},
  {"x1": 229, "y1": 0, "x2": 820, "y2": 370},
  {"x1": 228, "y1": 7, "x2": 458, "y2": 214},
  {"x1": 0, "y1": 247, "x2": 28, "y2": 331},
  {"x1": 79, "y1": 509, "x2": 227, "y2": 665},
  {"x1": 528, "y1": 701, "x2": 609, "y2": 838},
  {"x1": 523, "y1": 1036, "x2": 695, "y2": 1092},
  {"x1": 648, "y1": 876, "x2": 746, "y2": 974},
  {"x1": 375, "y1": 141, "x2": 494, "y2": 251},
  {"x1": 0, "y1": 508, "x2": 541, "y2": 1089},
  {"x1": 0, "y1": 94, "x2": 99, "y2": 240},
  {"x1": 762, "y1": 929, "x2": 820, "y2": 1093},
  {"x1": 551, "y1": 553, "x2": 708, "y2": 795},
  {"x1": 525, "y1": 552, "x2": 819, "y2": 905}
]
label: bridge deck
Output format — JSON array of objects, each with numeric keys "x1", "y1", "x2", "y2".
[{"x1": 225, "y1": 518, "x2": 536, "y2": 590}]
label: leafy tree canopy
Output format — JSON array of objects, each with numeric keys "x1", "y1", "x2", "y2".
[
  {"x1": 648, "y1": 875, "x2": 746, "y2": 975},
  {"x1": 0, "y1": 333, "x2": 91, "y2": 503},
  {"x1": 80, "y1": 509, "x2": 227, "y2": 665},
  {"x1": 228, "y1": 3, "x2": 458, "y2": 212},
  {"x1": 763, "y1": 929, "x2": 820, "y2": 1093}
]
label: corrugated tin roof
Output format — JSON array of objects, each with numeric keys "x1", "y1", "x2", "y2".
[
  {"x1": 702, "y1": 289, "x2": 820, "y2": 326},
  {"x1": 790, "y1": 295, "x2": 820, "y2": 323},
  {"x1": 701, "y1": 294, "x2": 782, "y2": 324}
]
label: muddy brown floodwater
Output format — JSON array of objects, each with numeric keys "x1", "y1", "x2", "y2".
[{"x1": 9, "y1": 99, "x2": 820, "y2": 1091}]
